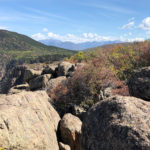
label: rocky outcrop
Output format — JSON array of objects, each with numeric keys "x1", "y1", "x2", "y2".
[
  {"x1": 41, "y1": 64, "x2": 57, "y2": 76},
  {"x1": 57, "y1": 62, "x2": 75, "y2": 77},
  {"x1": 0, "y1": 61, "x2": 78, "y2": 94},
  {"x1": 24, "y1": 68, "x2": 42, "y2": 82},
  {"x1": 128, "y1": 66, "x2": 150, "y2": 100},
  {"x1": 82, "y1": 95, "x2": 150, "y2": 150},
  {"x1": 0, "y1": 65, "x2": 27, "y2": 94},
  {"x1": 29, "y1": 74, "x2": 51, "y2": 91},
  {"x1": 60, "y1": 113, "x2": 82, "y2": 150},
  {"x1": 46, "y1": 76, "x2": 67, "y2": 93},
  {"x1": 0, "y1": 91, "x2": 60, "y2": 150}
]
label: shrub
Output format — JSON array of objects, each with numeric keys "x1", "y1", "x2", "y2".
[
  {"x1": 50, "y1": 56, "x2": 129, "y2": 116},
  {"x1": 67, "y1": 51, "x2": 88, "y2": 63}
]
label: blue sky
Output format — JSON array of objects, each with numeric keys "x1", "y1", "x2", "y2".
[{"x1": 0, "y1": 0, "x2": 150, "y2": 43}]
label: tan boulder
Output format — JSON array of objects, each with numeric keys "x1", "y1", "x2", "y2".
[
  {"x1": 60, "y1": 113, "x2": 82, "y2": 150},
  {"x1": 0, "y1": 91, "x2": 60, "y2": 150},
  {"x1": 59, "y1": 142, "x2": 71, "y2": 150}
]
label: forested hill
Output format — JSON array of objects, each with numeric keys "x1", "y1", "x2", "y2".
[{"x1": 0, "y1": 30, "x2": 76, "y2": 79}]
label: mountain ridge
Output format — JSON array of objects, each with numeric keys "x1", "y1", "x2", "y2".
[{"x1": 39, "y1": 39, "x2": 121, "y2": 50}]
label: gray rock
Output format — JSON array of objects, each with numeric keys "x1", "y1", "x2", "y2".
[
  {"x1": 46, "y1": 76, "x2": 67, "y2": 93},
  {"x1": 57, "y1": 62, "x2": 75, "y2": 77},
  {"x1": 29, "y1": 74, "x2": 51, "y2": 91},
  {"x1": 82, "y1": 95, "x2": 150, "y2": 150},
  {"x1": 42, "y1": 65, "x2": 57, "y2": 75},
  {"x1": 128, "y1": 66, "x2": 150, "y2": 100},
  {"x1": 24, "y1": 68, "x2": 42, "y2": 82},
  {"x1": 0, "y1": 65, "x2": 27, "y2": 94}
]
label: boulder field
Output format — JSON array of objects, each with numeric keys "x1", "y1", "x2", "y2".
[{"x1": 0, "y1": 64, "x2": 149, "y2": 149}]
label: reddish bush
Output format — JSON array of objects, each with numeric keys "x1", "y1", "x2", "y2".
[{"x1": 50, "y1": 55, "x2": 129, "y2": 116}]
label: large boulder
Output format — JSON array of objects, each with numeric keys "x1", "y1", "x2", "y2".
[
  {"x1": 60, "y1": 113, "x2": 82, "y2": 150},
  {"x1": 41, "y1": 65, "x2": 57, "y2": 76},
  {"x1": 0, "y1": 65, "x2": 27, "y2": 94},
  {"x1": 128, "y1": 66, "x2": 150, "y2": 100},
  {"x1": 24, "y1": 68, "x2": 42, "y2": 83},
  {"x1": 46, "y1": 76, "x2": 67, "y2": 93},
  {"x1": 0, "y1": 91, "x2": 60, "y2": 150},
  {"x1": 57, "y1": 62, "x2": 75, "y2": 77},
  {"x1": 29, "y1": 74, "x2": 51, "y2": 91},
  {"x1": 82, "y1": 96, "x2": 150, "y2": 150}
]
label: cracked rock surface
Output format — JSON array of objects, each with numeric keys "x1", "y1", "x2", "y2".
[{"x1": 0, "y1": 91, "x2": 60, "y2": 150}]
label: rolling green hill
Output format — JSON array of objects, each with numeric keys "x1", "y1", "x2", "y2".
[
  {"x1": 0, "y1": 30, "x2": 77, "y2": 79},
  {"x1": 0, "y1": 30, "x2": 76, "y2": 63}
]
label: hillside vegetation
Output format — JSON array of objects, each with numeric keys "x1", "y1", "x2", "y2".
[
  {"x1": 52, "y1": 41, "x2": 150, "y2": 114},
  {"x1": 0, "y1": 30, "x2": 76, "y2": 79},
  {"x1": 0, "y1": 30, "x2": 76, "y2": 63}
]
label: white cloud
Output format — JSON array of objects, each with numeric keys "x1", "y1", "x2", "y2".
[
  {"x1": 121, "y1": 21, "x2": 135, "y2": 29},
  {"x1": 32, "y1": 32, "x2": 116, "y2": 43},
  {"x1": 43, "y1": 28, "x2": 48, "y2": 32},
  {"x1": 32, "y1": 33, "x2": 47, "y2": 40},
  {"x1": 139, "y1": 17, "x2": 150, "y2": 31},
  {"x1": 120, "y1": 36, "x2": 145, "y2": 42},
  {"x1": 47, "y1": 32, "x2": 116, "y2": 43},
  {"x1": 32, "y1": 32, "x2": 145, "y2": 43}
]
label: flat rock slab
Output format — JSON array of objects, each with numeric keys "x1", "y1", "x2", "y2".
[{"x1": 0, "y1": 91, "x2": 60, "y2": 150}]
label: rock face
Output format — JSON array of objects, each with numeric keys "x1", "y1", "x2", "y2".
[
  {"x1": 46, "y1": 76, "x2": 67, "y2": 93},
  {"x1": 24, "y1": 68, "x2": 42, "y2": 82},
  {"x1": 0, "y1": 91, "x2": 60, "y2": 150},
  {"x1": 0, "y1": 65, "x2": 27, "y2": 94},
  {"x1": 57, "y1": 62, "x2": 75, "y2": 77},
  {"x1": 41, "y1": 65, "x2": 57, "y2": 76},
  {"x1": 60, "y1": 113, "x2": 82, "y2": 150},
  {"x1": 29, "y1": 74, "x2": 51, "y2": 91},
  {"x1": 82, "y1": 96, "x2": 150, "y2": 150},
  {"x1": 128, "y1": 67, "x2": 150, "y2": 100}
]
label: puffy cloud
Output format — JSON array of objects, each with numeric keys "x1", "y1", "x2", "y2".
[
  {"x1": 32, "y1": 32, "x2": 145, "y2": 43},
  {"x1": 47, "y1": 32, "x2": 114, "y2": 43},
  {"x1": 139, "y1": 17, "x2": 150, "y2": 31},
  {"x1": 42, "y1": 28, "x2": 48, "y2": 32},
  {"x1": 120, "y1": 36, "x2": 145, "y2": 42},
  {"x1": 121, "y1": 21, "x2": 135, "y2": 29},
  {"x1": 32, "y1": 33, "x2": 47, "y2": 40}
]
